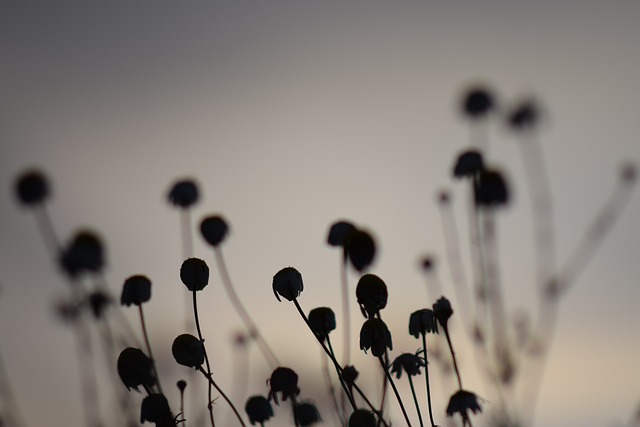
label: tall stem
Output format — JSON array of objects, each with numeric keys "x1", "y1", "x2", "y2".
[
  {"x1": 421, "y1": 333, "x2": 437, "y2": 427},
  {"x1": 377, "y1": 356, "x2": 413, "y2": 427},
  {"x1": 138, "y1": 305, "x2": 163, "y2": 394},
  {"x1": 192, "y1": 290, "x2": 216, "y2": 427},
  {"x1": 443, "y1": 326, "x2": 463, "y2": 390},
  {"x1": 408, "y1": 375, "x2": 424, "y2": 427}
]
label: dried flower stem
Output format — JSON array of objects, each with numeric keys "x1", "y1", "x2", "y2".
[
  {"x1": 377, "y1": 356, "x2": 413, "y2": 427},
  {"x1": 192, "y1": 289, "x2": 216, "y2": 427},
  {"x1": 421, "y1": 333, "x2": 437, "y2": 427},
  {"x1": 138, "y1": 305, "x2": 163, "y2": 394},
  {"x1": 407, "y1": 375, "x2": 424, "y2": 427}
]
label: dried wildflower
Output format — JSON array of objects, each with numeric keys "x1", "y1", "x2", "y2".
[
  {"x1": 268, "y1": 367, "x2": 300, "y2": 404},
  {"x1": 446, "y1": 390, "x2": 482, "y2": 424},
  {"x1": 356, "y1": 274, "x2": 388, "y2": 318},
  {"x1": 461, "y1": 85, "x2": 495, "y2": 119},
  {"x1": 245, "y1": 395, "x2": 273, "y2": 426},
  {"x1": 88, "y1": 290, "x2": 112, "y2": 318},
  {"x1": 348, "y1": 409, "x2": 376, "y2": 427},
  {"x1": 453, "y1": 149, "x2": 484, "y2": 179},
  {"x1": 308, "y1": 307, "x2": 336, "y2": 342},
  {"x1": 117, "y1": 347, "x2": 155, "y2": 391},
  {"x1": 59, "y1": 230, "x2": 105, "y2": 277},
  {"x1": 327, "y1": 220, "x2": 356, "y2": 247},
  {"x1": 390, "y1": 351, "x2": 426, "y2": 379},
  {"x1": 171, "y1": 334, "x2": 205, "y2": 368},
  {"x1": 200, "y1": 215, "x2": 229, "y2": 247},
  {"x1": 176, "y1": 380, "x2": 187, "y2": 392},
  {"x1": 360, "y1": 318, "x2": 392, "y2": 357},
  {"x1": 179, "y1": 258, "x2": 209, "y2": 291},
  {"x1": 346, "y1": 229, "x2": 376, "y2": 272},
  {"x1": 341, "y1": 365, "x2": 359, "y2": 396},
  {"x1": 14, "y1": 169, "x2": 50, "y2": 206},
  {"x1": 272, "y1": 267, "x2": 304, "y2": 302},
  {"x1": 140, "y1": 393, "x2": 173, "y2": 426},
  {"x1": 409, "y1": 308, "x2": 438, "y2": 337},
  {"x1": 121, "y1": 275, "x2": 152, "y2": 306},
  {"x1": 433, "y1": 297, "x2": 454, "y2": 330},
  {"x1": 294, "y1": 402, "x2": 322, "y2": 426},
  {"x1": 167, "y1": 179, "x2": 199, "y2": 208},
  {"x1": 474, "y1": 168, "x2": 509, "y2": 207}
]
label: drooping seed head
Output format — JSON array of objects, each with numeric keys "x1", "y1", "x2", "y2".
[
  {"x1": 446, "y1": 390, "x2": 483, "y2": 424},
  {"x1": 308, "y1": 307, "x2": 336, "y2": 342},
  {"x1": 409, "y1": 308, "x2": 438, "y2": 337},
  {"x1": 359, "y1": 318, "x2": 393, "y2": 357},
  {"x1": 121, "y1": 275, "x2": 152, "y2": 306},
  {"x1": 272, "y1": 267, "x2": 304, "y2": 302},
  {"x1": 355, "y1": 274, "x2": 388, "y2": 318},
  {"x1": 180, "y1": 258, "x2": 209, "y2": 291},
  {"x1": 167, "y1": 179, "x2": 199, "y2": 208},
  {"x1": 327, "y1": 220, "x2": 356, "y2": 247},
  {"x1": 117, "y1": 347, "x2": 155, "y2": 391},
  {"x1": 346, "y1": 229, "x2": 376, "y2": 272},
  {"x1": 171, "y1": 334, "x2": 205, "y2": 368},
  {"x1": 140, "y1": 393, "x2": 174, "y2": 425},
  {"x1": 474, "y1": 168, "x2": 510, "y2": 208},
  {"x1": 453, "y1": 149, "x2": 484, "y2": 179},
  {"x1": 390, "y1": 351, "x2": 426, "y2": 379},
  {"x1": 433, "y1": 296, "x2": 454, "y2": 330},
  {"x1": 245, "y1": 395, "x2": 274, "y2": 426},
  {"x1": 348, "y1": 409, "x2": 377, "y2": 427},
  {"x1": 59, "y1": 230, "x2": 105, "y2": 278},
  {"x1": 461, "y1": 85, "x2": 496, "y2": 119},
  {"x1": 268, "y1": 367, "x2": 300, "y2": 404},
  {"x1": 200, "y1": 215, "x2": 229, "y2": 247},
  {"x1": 294, "y1": 402, "x2": 322, "y2": 427}
]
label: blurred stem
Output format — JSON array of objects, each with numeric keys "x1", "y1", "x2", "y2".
[
  {"x1": 443, "y1": 326, "x2": 463, "y2": 390},
  {"x1": 377, "y1": 356, "x2": 413, "y2": 427},
  {"x1": 34, "y1": 205, "x2": 60, "y2": 255},
  {"x1": 320, "y1": 346, "x2": 344, "y2": 425},
  {"x1": 421, "y1": 333, "x2": 437, "y2": 427},
  {"x1": 213, "y1": 248, "x2": 279, "y2": 368},
  {"x1": 138, "y1": 305, "x2": 163, "y2": 394},
  {"x1": 340, "y1": 251, "x2": 351, "y2": 366},
  {"x1": 192, "y1": 290, "x2": 216, "y2": 427},
  {"x1": 181, "y1": 209, "x2": 193, "y2": 260}
]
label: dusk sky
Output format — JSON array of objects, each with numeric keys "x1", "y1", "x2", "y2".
[{"x1": 1, "y1": 2, "x2": 639, "y2": 427}]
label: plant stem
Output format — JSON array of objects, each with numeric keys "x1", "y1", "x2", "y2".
[
  {"x1": 192, "y1": 290, "x2": 216, "y2": 427},
  {"x1": 408, "y1": 375, "x2": 424, "y2": 427},
  {"x1": 138, "y1": 305, "x2": 163, "y2": 394},
  {"x1": 421, "y1": 333, "x2": 437, "y2": 427},
  {"x1": 377, "y1": 356, "x2": 412, "y2": 427},
  {"x1": 213, "y1": 248, "x2": 279, "y2": 368},
  {"x1": 443, "y1": 326, "x2": 463, "y2": 390},
  {"x1": 197, "y1": 367, "x2": 247, "y2": 427}
]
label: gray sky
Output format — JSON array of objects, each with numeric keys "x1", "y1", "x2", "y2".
[{"x1": 1, "y1": 2, "x2": 639, "y2": 427}]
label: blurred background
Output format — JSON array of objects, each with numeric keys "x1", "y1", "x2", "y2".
[{"x1": 1, "y1": 1, "x2": 639, "y2": 426}]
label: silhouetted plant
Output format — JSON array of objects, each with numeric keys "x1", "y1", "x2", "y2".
[{"x1": 245, "y1": 395, "x2": 274, "y2": 426}]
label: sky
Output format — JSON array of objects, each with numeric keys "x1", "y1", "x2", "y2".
[{"x1": 1, "y1": 1, "x2": 639, "y2": 427}]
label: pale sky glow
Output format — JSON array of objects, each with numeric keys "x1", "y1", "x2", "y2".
[{"x1": 1, "y1": 2, "x2": 639, "y2": 427}]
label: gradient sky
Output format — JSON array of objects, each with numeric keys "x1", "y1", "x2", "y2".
[{"x1": 1, "y1": 2, "x2": 639, "y2": 427}]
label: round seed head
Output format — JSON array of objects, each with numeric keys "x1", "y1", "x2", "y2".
[
  {"x1": 180, "y1": 258, "x2": 209, "y2": 291},
  {"x1": 200, "y1": 215, "x2": 229, "y2": 247}
]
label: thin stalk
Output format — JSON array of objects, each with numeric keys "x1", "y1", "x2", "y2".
[
  {"x1": 290, "y1": 396, "x2": 300, "y2": 427},
  {"x1": 407, "y1": 375, "x2": 424, "y2": 427},
  {"x1": 350, "y1": 383, "x2": 390, "y2": 427},
  {"x1": 377, "y1": 356, "x2": 413, "y2": 427},
  {"x1": 214, "y1": 248, "x2": 279, "y2": 368},
  {"x1": 138, "y1": 305, "x2": 163, "y2": 394},
  {"x1": 291, "y1": 298, "x2": 358, "y2": 412},
  {"x1": 320, "y1": 346, "x2": 344, "y2": 425},
  {"x1": 340, "y1": 252, "x2": 351, "y2": 365},
  {"x1": 192, "y1": 290, "x2": 216, "y2": 427},
  {"x1": 197, "y1": 367, "x2": 246, "y2": 427},
  {"x1": 421, "y1": 333, "x2": 437, "y2": 427},
  {"x1": 34, "y1": 205, "x2": 60, "y2": 254},
  {"x1": 443, "y1": 326, "x2": 463, "y2": 390}
]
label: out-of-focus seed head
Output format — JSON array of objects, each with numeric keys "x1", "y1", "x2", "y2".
[
  {"x1": 349, "y1": 409, "x2": 377, "y2": 427},
  {"x1": 308, "y1": 307, "x2": 336, "y2": 342},
  {"x1": 88, "y1": 290, "x2": 112, "y2": 319},
  {"x1": 409, "y1": 308, "x2": 438, "y2": 337},
  {"x1": 59, "y1": 230, "x2": 105, "y2": 278},
  {"x1": 171, "y1": 334, "x2": 205, "y2": 368},
  {"x1": 180, "y1": 258, "x2": 209, "y2": 291},
  {"x1": 474, "y1": 168, "x2": 510, "y2": 208},
  {"x1": 355, "y1": 274, "x2": 388, "y2": 318},
  {"x1": 167, "y1": 179, "x2": 199, "y2": 208},
  {"x1": 294, "y1": 402, "x2": 322, "y2": 427},
  {"x1": 140, "y1": 394, "x2": 173, "y2": 425},
  {"x1": 507, "y1": 99, "x2": 540, "y2": 131},
  {"x1": 453, "y1": 150, "x2": 485, "y2": 179},
  {"x1": 327, "y1": 220, "x2": 356, "y2": 247},
  {"x1": 121, "y1": 275, "x2": 152, "y2": 306},
  {"x1": 176, "y1": 380, "x2": 187, "y2": 392},
  {"x1": 461, "y1": 85, "x2": 496, "y2": 119},
  {"x1": 346, "y1": 229, "x2": 376, "y2": 272},
  {"x1": 14, "y1": 169, "x2": 50, "y2": 207},
  {"x1": 341, "y1": 365, "x2": 359, "y2": 388},
  {"x1": 359, "y1": 318, "x2": 393, "y2": 357},
  {"x1": 245, "y1": 395, "x2": 274, "y2": 426},
  {"x1": 446, "y1": 390, "x2": 483, "y2": 424},
  {"x1": 390, "y1": 351, "x2": 426, "y2": 379},
  {"x1": 117, "y1": 347, "x2": 155, "y2": 392},
  {"x1": 200, "y1": 215, "x2": 229, "y2": 247},
  {"x1": 268, "y1": 367, "x2": 300, "y2": 405},
  {"x1": 272, "y1": 267, "x2": 304, "y2": 302}
]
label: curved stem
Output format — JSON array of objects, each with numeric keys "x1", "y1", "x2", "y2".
[
  {"x1": 340, "y1": 253, "x2": 350, "y2": 366},
  {"x1": 377, "y1": 356, "x2": 412, "y2": 427},
  {"x1": 192, "y1": 290, "x2": 216, "y2": 427},
  {"x1": 350, "y1": 383, "x2": 390, "y2": 427},
  {"x1": 214, "y1": 248, "x2": 279, "y2": 368},
  {"x1": 197, "y1": 367, "x2": 247, "y2": 427},
  {"x1": 443, "y1": 326, "x2": 463, "y2": 390},
  {"x1": 421, "y1": 333, "x2": 437, "y2": 427}
]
